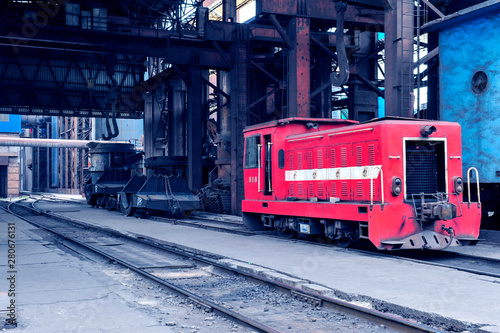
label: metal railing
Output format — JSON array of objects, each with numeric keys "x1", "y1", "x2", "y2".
[
  {"x1": 370, "y1": 166, "x2": 384, "y2": 206},
  {"x1": 467, "y1": 167, "x2": 481, "y2": 204}
]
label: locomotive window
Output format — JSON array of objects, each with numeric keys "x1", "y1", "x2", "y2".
[
  {"x1": 245, "y1": 136, "x2": 261, "y2": 168},
  {"x1": 278, "y1": 149, "x2": 285, "y2": 169}
]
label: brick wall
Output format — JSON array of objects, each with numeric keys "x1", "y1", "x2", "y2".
[{"x1": 7, "y1": 161, "x2": 20, "y2": 197}]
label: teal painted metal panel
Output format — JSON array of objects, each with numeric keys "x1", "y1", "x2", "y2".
[{"x1": 439, "y1": 11, "x2": 500, "y2": 183}]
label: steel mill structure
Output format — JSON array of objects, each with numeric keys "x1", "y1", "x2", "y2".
[{"x1": 0, "y1": 0, "x2": 497, "y2": 230}]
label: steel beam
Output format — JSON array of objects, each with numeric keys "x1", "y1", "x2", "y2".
[
  {"x1": 0, "y1": 25, "x2": 232, "y2": 69},
  {"x1": 187, "y1": 66, "x2": 204, "y2": 191},
  {"x1": 287, "y1": 17, "x2": 310, "y2": 118},
  {"x1": 269, "y1": 15, "x2": 293, "y2": 49},
  {"x1": 257, "y1": 0, "x2": 384, "y2": 29}
]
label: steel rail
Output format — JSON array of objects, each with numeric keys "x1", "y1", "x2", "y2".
[
  {"x1": 9, "y1": 200, "x2": 441, "y2": 333},
  {"x1": 150, "y1": 215, "x2": 255, "y2": 236},
  {"x1": 383, "y1": 251, "x2": 500, "y2": 280},
  {"x1": 2, "y1": 202, "x2": 279, "y2": 333},
  {"x1": 30, "y1": 193, "x2": 500, "y2": 283}
]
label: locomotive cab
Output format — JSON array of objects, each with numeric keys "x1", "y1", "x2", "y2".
[{"x1": 242, "y1": 117, "x2": 481, "y2": 250}]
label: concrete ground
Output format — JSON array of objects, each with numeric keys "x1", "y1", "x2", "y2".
[
  {"x1": 0, "y1": 208, "x2": 171, "y2": 333},
  {"x1": 9, "y1": 195, "x2": 500, "y2": 332}
]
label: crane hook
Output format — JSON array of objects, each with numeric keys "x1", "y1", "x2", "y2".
[
  {"x1": 331, "y1": 0, "x2": 349, "y2": 87},
  {"x1": 102, "y1": 77, "x2": 120, "y2": 140}
]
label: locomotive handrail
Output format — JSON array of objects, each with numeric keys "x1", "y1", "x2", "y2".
[
  {"x1": 258, "y1": 144, "x2": 262, "y2": 193},
  {"x1": 370, "y1": 166, "x2": 384, "y2": 206},
  {"x1": 328, "y1": 127, "x2": 374, "y2": 137},
  {"x1": 287, "y1": 135, "x2": 323, "y2": 143},
  {"x1": 467, "y1": 167, "x2": 480, "y2": 204},
  {"x1": 267, "y1": 142, "x2": 273, "y2": 192}
]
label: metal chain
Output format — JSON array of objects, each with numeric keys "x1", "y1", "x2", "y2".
[
  {"x1": 163, "y1": 175, "x2": 174, "y2": 213},
  {"x1": 163, "y1": 174, "x2": 181, "y2": 215}
]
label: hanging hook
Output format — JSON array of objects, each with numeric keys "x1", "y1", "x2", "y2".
[
  {"x1": 331, "y1": 0, "x2": 349, "y2": 87},
  {"x1": 102, "y1": 77, "x2": 120, "y2": 140}
]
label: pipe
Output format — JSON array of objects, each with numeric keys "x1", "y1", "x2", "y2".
[{"x1": 0, "y1": 137, "x2": 130, "y2": 149}]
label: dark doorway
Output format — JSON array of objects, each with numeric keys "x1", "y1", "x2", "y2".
[{"x1": 0, "y1": 166, "x2": 7, "y2": 198}]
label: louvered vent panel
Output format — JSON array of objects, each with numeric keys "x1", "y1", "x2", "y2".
[
  {"x1": 341, "y1": 148, "x2": 348, "y2": 167},
  {"x1": 331, "y1": 185, "x2": 336, "y2": 197},
  {"x1": 330, "y1": 148, "x2": 336, "y2": 167},
  {"x1": 356, "y1": 146, "x2": 363, "y2": 166},
  {"x1": 369, "y1": 145, "x2": 375, "y2": 165},
  {"x1": 298, "y1": 183, "x2": 303, "y2": 196},
  {"x1": 289, "y1": 183, "x2": 294, "y2": 196},
  {"x1": 309, "y1": 183, "x2": 314, "y2": 197},
  {"x1": 318, "y1": 183, "x2": 324, "y2": 197},
  {"x1": 342, "y1": 182, "x2": 348, "y2": 197},
  {"x1": 308, "y1": 151, "x2": 313, "y2": 169},
  {"x1": 317, "y1": 150, "x2": 324, "y2": 169},
  {"x1": 297, "y1": 152, "x2": 303, "y2": 170},
  {"x1": 288, "y1": 153, "x2": 294, "y2": 169},
  {"x1": 356, "y1": 182, "x2": 363, "y2": 197}
]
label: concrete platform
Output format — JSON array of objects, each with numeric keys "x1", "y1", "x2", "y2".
[
  {"x1": 0, "y1": 209, "x2": 172, "y2": 332},
  {"x1": 23, "y1": 197, "x2": 500, "y2": 332}
]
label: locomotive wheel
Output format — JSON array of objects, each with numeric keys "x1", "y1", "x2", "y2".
[
  {"x1": 335, "y1": 237, "x2": 352, "y2": 248},
  {"x1": 85, "y1": 186, "x2": 97, "y2": 207},
  {"x1": 120, "y1": 194, "x2": 136, "y2": 216},
  {"x1": 282, "y1": 229, "x2": 298, "y2": 239},
  {"x1": 86, "y1": 194, "x2": 97, "y2": 207}
]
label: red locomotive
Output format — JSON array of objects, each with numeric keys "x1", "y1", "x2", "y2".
[{"x1": 242, "y1": 117, "x2": 481, "y2": 250}]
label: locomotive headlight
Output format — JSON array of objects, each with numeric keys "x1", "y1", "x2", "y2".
[
  {"x1": 391, "y1": 177, "x2": 402, "y2": 196},
  {"x1": 454, "y1": 177, "x2": 464, "y2": 194}
]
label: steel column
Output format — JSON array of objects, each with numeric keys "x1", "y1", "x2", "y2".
[
  {"x1": 144, "y1": 92, "x2": 166, "y2": 158},
  {"x1": 223, "y1": 0, "x2": 237, "y2": 22},
  {"x1": 287, "y1": 17, "x2": 311, "y2": 118},
  {"x1": 217, "y1": 71, "x2": 232, "y2": 182},
  {"x1": 168, "y1": 78, "x2": 187, "y2": 156},
  {"x1": 426, "y1": 32, "x2": 439, "y2": 120},
  {"x1": 230, "y1": 38, "x2": 248, "y2": 215},
  {"x1": 311, "y1": 50, "x2": 332, "y2": 118},
  {"x1": 384, "y1": 0, "x2": 415, "y2": 117},
  {"x1": 187, "y1": 66, "x2": 204, "y2": 191},
  {"x1": 348, "y1": 31, "x2": 379, "y2": 122}
]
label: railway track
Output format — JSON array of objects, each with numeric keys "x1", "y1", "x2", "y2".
[
  {"x1": 1, "y1": 199, "x2": 441, "y2": 333},
  {"x1": 26, "y1": 194, "x2": 500, "y2": 281},
  {"x1": 153, "y1": 212, "x2": 500, "y2": 281}
]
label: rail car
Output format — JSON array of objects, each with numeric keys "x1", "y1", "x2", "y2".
[
  {"x1": 242, "y1": 117, "x2": 481, "y2": 250},
  {"x1": 85, "y1": 143, "x2": 200, "y2": 217},
  {"x1": 85, "y1": 142, "x2": 143, "y2": 210},
  {"x1": 118, "y1": 156, "x2": 200, "y2": 217}
]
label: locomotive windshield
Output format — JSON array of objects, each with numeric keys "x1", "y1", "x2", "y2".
[{"x1": 245, "y1": 136, "x2": 261, "y2": 169}]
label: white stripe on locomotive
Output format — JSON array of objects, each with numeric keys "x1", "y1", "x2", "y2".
[{"x1": 284, "y1": 165, "x2": 382, "y2": 181}]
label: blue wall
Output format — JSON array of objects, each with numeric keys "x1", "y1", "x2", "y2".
[
  {"x1": 0, "y1": 115, "x2": 21, "y2": 133},
  {"x1": 439, "y1": 11, "x2": 500, "y2": 182}
]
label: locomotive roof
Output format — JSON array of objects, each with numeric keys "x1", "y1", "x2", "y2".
[
  {"x1": 243, "y1": 117, "x2": 358, "y2": 133},
  {"x1": 285, "y1": 117, "x2": 458, "y2": 142}
]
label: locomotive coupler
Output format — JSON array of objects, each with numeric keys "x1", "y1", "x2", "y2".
[{"x1": 418, "y1": 193, "x2": 457, "y2": 222}]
